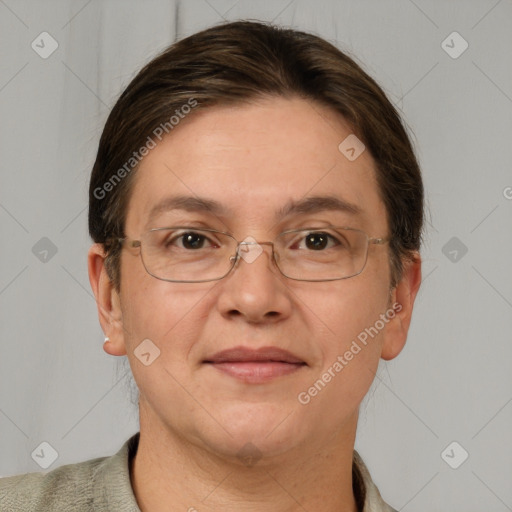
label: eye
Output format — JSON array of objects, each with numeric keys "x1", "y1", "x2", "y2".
[
  {"x1": 164, "y1": 231, "x2": 217, "y2": 250},
  {"x1": 294, "y1": 231, "x2": 342, "y2": 251}
]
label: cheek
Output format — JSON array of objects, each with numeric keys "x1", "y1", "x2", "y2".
[
  {"x1": 119, "y1": 281, "x2": 211, "y2": 405},
  {"x1": 296, "y1": 284, "x2": 387, "y2": 417},
  {"x1": 119, "y1": 251, "x2": 208, "y2": 354},
  {"x1": 313, "y1": 275, "x2": 391, "y2": 398},
  {"x1": 299, "y1": 276, "x2": 389, "y2": 353}
]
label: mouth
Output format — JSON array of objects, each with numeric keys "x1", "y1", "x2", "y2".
[{"x1": 203, "y1": 346, "x2": 307, "y2": 384}]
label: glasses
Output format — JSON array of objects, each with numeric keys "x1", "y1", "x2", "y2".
[{"x1": 115, "y1": 226, "x2": 390, "y2": 283}]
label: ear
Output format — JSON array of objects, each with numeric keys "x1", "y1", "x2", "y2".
[
  {"x1": 380, "y1": 252, "x2": 422, "y2": 361},
  {"x1": 87, "y1": 243, "x2": 127, "y2": 356}
]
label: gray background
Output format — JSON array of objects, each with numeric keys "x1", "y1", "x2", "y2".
[{"x1": 1, "y1": 0, "x2": 511, "y2": 510}]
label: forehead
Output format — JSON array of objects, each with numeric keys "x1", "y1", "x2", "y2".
[{"x1": 124, "y1": 96, "x2": 387, "y2": 235}]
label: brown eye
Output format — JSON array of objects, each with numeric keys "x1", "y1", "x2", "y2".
[
  {"x1": 179, "y1": 232, "x2": 207, "y2": 249},
  {"x1": 304, "y1": 232, "x2": 329, "y2": 250},
  {"x1": 297, "y1": 231, "x2": 341, "y2": 251},
  {"x1": 161, "y1": 231, "x2": 215, "y2": 250}
]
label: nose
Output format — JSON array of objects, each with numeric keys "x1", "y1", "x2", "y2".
[{"x1": 216, "y1": 239, "x2": 292, "y2": 324}]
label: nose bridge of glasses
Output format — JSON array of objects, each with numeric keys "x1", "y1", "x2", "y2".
[
  {"x1": 238, "y1": 239, "x2": 274, "y2": 249},
  {"x1": 229, "y1": 239, "x2": 277, "y2": 265}
]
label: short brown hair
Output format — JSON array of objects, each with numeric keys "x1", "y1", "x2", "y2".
[{"x1": 89, "y1": 20, "x2": 424, "y2": 291}]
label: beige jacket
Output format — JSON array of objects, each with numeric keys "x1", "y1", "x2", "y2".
[{"x1": 0, "y1": 432, "x2": 397, "y2": 511}]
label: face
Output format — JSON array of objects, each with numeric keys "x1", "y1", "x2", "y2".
[{"x1": 92, "y1": 96, "x2": 417, "y2": 462}]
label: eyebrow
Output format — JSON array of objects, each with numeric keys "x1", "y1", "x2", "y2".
[
  {"x1": 277, "y1": 195, "x2": 362, "y2": 218},
  {"x1": 145, "y1": 194, "x2": 362, "y2": 227}
]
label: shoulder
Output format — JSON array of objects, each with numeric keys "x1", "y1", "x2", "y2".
[
  {"x1": 0, "y1": 433, "x2": 140, "y2": 512},
  {"x1": 353, "y1": 449, "x2": 398, "y2": 512},
  {"x1": 0, "y1": 455, "x2": 106, "y2": 511}
]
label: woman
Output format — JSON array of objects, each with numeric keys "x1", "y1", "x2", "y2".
[{"x1": 0, "y1": 20, "x2": 423, "y2": 511}]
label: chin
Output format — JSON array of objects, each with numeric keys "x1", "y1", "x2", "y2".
[{"x1": 194, "y1": 402, "x2": 309, "y2": 461}]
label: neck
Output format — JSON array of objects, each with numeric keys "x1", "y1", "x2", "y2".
[{"x1": 130, "y1": 404, "x2": 360, "y2": 512}]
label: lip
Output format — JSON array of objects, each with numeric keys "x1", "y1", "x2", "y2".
[
  {"x1": 206, "y1": 346, "x2": 305, "y2": 364},
  {"x1": 203, "y1": 346, "x2": 307, "y2": 384}
]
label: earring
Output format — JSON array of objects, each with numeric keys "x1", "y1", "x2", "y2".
[{"x1": 104, "y1": 337, "x2": 110, "y2": 344}]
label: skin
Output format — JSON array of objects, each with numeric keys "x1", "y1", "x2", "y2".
[{"x1": 88, "y1": 96, "x2": 421, "y2": 512}]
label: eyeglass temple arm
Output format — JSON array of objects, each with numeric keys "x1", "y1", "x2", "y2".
[
  {"x1": 113, "y1": 237, "x2": 141, "y2": 248},
  {"x1": 369, "y1": 237, "x2": 390, "y2": 245}
]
